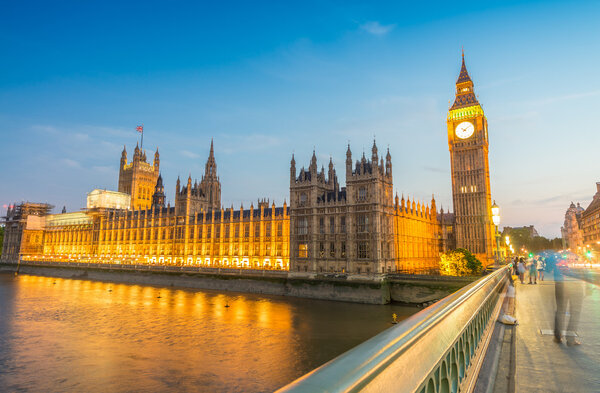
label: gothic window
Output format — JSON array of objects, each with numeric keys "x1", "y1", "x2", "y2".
[
  {"x1": 358, "y1": 241, "x2": 369, "y2": 259},
  {"x1": 299, "y1": 193, "x2": 307, "y2": 206},
  {"x1": 359, "y1": 187, "x2": 367, "y2": 201},
  {"x1": 298, "y1": 243, "x2": 308, "y2": 258},
  {"x1": 357, "y1": 214, "x2": 369, "y2": 233},
  {"x1": 254, "y1": 244, "x2": 260, "y2": 255},
  {"x1": 235, "y1": 225, "x2": 240, "y2": 238},
  {"x1": 330, "y1": 217, "x2": 335, "y2": 234},
  {"x1": 329, "y1": 242, "x2": 335, "y2": 258},
  {"x1": 277, "y1": 222, "x2": 283, "y2": 237},
  {"x1": 266, "y1": 223, "x2": 271, "y2": 237},
  {"x1": 341, "y1": 217, "x2": 346, "y2": 233},
  {"x1": 215, "y1": 226, "x2": 220, "y2": 239},
  {"x1": 319, "y1": 218, "x2": 325, "y2": 234},
  {"x1": 244, "y1": 224, "x2": 250, "y2": 238},
  {"x1": 341, "y1": 242, "x2": 346, "y2": 258},
  {"x1": 225, "y1": 225, "x2": 230, "y2": 238},
  {"x1": 189, "y1": 227, "x2": 194, "y2": 239},
  {"x1": 266, "y1": 243, "x2": 271, "y2": 255},
  {"x1": 207, "y1": 226, "x2": 212, "y2": 239},
  {"x1": 297, "y1": 218, "x2": 308, "y2": 235},
  {"x1": 254, "y1": 223, "x2": 260, "y2": 238},
  {"x1": 319, "y1": 242, "x2": 325, "y2": 258},
  {"x1": 276, "y1": 243, "x2": 282, "y2": 256}
]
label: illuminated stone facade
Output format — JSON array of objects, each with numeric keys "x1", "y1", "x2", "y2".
[
  {"x1": 39, "y1": 202, "x2": 290, "y2": 270},
  {"x1": 561, "y1": 202, "x2": 584, "y2": 251},
  {"x1": 7, "y1": 144, "x2": 291, "y2": 271},
  {"x1": 447, "y1": 54, "x2": 495, "y2": 264},
  {"x1": 87, "y1": 189, "x2": 131, "y2": 210},
  {"x1": 1, "y1": 203, "x2": 53, "y2": 263},
  {"x1": 290, "y1": 143, "x2": 442, "y2": 275},
  {"x1": 2, "y1": 56, "x2": 510, "y2": 274},
  {"x1": 5, "y1": 141, "x2": 442, "y2": 274},
  {"x1": 118, "y1": 144, "x2": 160, "y2": 210},
  {"x1": 581, "y1": 183, "x2": 600, "y2": 249}
]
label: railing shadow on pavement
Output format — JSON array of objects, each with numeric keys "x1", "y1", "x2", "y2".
[{"x1": 277, "y1": 264, "x2": 512, "y2": 393}]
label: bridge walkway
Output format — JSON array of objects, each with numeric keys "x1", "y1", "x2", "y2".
[{"x1": 514, "y1": 273, "x2": 600, "y2": 392}]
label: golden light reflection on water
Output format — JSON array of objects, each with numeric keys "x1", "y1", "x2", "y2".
[{"x1": 0, "y1": 274, "x2": 417, "y2": 392}]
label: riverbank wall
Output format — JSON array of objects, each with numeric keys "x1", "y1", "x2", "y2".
[{"x1": 0, "y1": 262, "x2": 475, "y2": 305}]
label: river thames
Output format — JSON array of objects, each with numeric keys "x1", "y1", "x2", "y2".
[{"x1": 0, "y1": 273, "x2": 417, "y2": 392}]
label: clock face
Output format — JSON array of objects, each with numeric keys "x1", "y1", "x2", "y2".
[{"x1": 455, "y1": 121, "x2": 475, "y2": 139}]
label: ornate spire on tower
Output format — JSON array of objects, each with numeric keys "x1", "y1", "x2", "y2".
[{"x1": 450, "y1": 50, "x2": 480, "y2": 110}]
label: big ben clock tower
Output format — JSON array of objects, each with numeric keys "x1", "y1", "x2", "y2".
[{"x1": 447, "y1": 53, "x2": 495, "y2": 263}]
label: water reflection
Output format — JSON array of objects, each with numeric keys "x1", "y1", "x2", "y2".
[{"x1": 0, "y1": 273, "x2": 417, "y2": 392}]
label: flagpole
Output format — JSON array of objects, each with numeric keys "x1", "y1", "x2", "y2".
[{"x1": 141, "y1": 123, "x2": 144, "y2": 151}]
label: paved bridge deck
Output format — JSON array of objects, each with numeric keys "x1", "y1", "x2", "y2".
[{"x1": 514, "y1": 272, "x2": 600, "y2": 392}]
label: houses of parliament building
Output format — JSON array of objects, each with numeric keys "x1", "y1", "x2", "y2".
[{"x1": 1, "y1": 55, "x2": 496, "y2": 273}]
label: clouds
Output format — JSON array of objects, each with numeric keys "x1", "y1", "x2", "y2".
[
  {"x1": 359, "y1": 21, "x2": 396, "y2": 36},
  {"x1": 181, "y1": 150, "x2": 200, "y2": 159}
]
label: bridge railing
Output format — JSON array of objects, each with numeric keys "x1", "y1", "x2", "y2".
[{"x1": 278, "y1": 264, "x2": 512, "y2": 393}]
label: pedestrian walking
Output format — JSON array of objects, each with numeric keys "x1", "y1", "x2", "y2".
[
  {"x1": 528, "y1": 257, "x2": 537, "y2": 284},
  {"x1": 517, "y1": 257, "x2": 526, "y2": 284},
  {"x1": 537, "y1": 257, "x2": 545, "y2": 281},
  {"x1": 546, "y1": 254, "x2": 582, "y2": 346}
]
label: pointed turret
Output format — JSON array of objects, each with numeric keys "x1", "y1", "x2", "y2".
[
  {"x1": 205, "y1": 138, "x2": 217, "y2": 177},
  {"x1": 290, "y1": 154, "x2": 296, "y2": 183},
  {"x1": 456, "y1": 50, "x2": 472, "y2": 85},
  {"x1": 309, "y1": 150, "x2": 317, "y2": 174},
  {"x1": 154, "y1": 147, "x2": 160, "y2": 170},
  {"x1": 346, "y1": 144, "x2": 352, "y2": 176},
  {"x1": 328, "y1": 157, "x2": 335, "y2": 184},
  {"x1": 200, "y1": 138, "x2": 221, "y2": 210},
  {"x1": 371, "y1": 139, "x2": 378, "y2": 165},
  {"x1": 385, "y1": 147, "x2": 392, "y2": 177},
  {"x1": 152, "y1": 173, "x2": 166, "y2": 209},
  {"x1": 450, "y1": 51, "x2": 480, "y2": 110}
]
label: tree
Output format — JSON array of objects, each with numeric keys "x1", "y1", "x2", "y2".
[
  {"x1": 440, "y1": 248, "x2": 483, "y2": 276},
  {"x1": 502, "y1": 227, "x2": 564, "y2": 253}
]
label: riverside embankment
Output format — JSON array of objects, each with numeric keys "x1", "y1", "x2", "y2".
[{"x1": 0, "y1": 261, "x2": 475, "y2": 304}]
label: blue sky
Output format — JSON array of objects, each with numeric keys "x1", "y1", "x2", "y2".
[{"x1": 1, "y1": 0, "x2": 599, "y2": 238}]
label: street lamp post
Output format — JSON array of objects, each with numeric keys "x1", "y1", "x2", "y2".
[{"x1": 491, "y1": 201, "x2": 501, "y2": 264}]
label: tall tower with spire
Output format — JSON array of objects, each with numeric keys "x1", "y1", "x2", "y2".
[
  {"x1": 118, "y1": 143, "x2": 160, "y2": 210},
  {"x1": 447, "y1": 52, "x2": 495, "y2": 263},
  {"x1": 175, "y1": 139, "x2": 222, "y2": 215},
  {"x1": 199, "y1": 138, "x2": 221, "y2": 211}
]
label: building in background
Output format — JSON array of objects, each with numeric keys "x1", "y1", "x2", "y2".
[
  {"x1": 1, "y1": 203, "x2": 53, "y2": 263},
  {"x1": 447, "y1": 53, "x2": 495, "y2": 264},
  {"x1": 561, "y1": 202, "x2": 584, "y2": 251},
  {"x1": 581, "y1": 183, "x2": 600, "y2": 251},
  {"x1": 503, "y1": 225, "x2": 540, "y2": 238}
]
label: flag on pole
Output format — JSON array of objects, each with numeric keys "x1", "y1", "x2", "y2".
[{"x1": 136, "y1": 125, "x2": 143, "y2": 133}]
